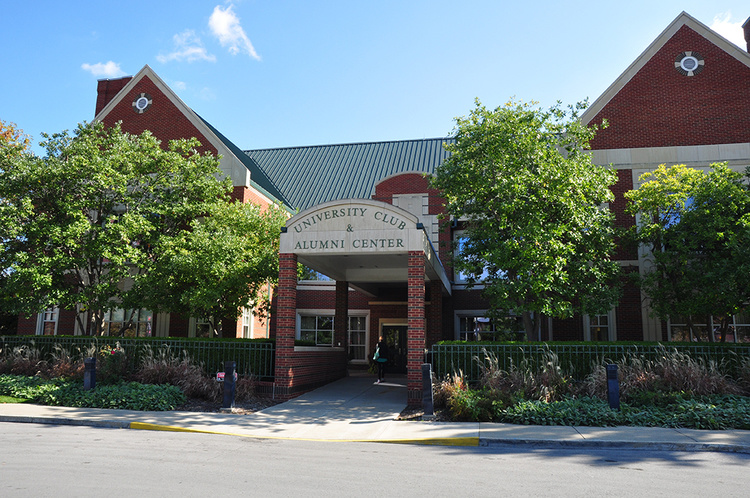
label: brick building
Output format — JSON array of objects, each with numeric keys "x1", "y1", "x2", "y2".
[{"x1": 16, "y1": 12, "x2": 750, "y2": 401}]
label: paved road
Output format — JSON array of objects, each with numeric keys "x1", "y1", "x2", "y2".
[{"x1": 2, "y1": 423, "x2": 748, "y2": 497}]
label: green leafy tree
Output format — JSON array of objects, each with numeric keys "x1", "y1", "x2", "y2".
[
  {"x1": 432, "y1": 99, "x2": 621, "y2": 339},
  {"x1": 625, "y1": 163, "x2": 750, "y2": 342},
  {"x1": 0, "y1": 120, "x2": 31, "y2": 334},
  {"x1": 0, "y1": 121, "x2": 254, "y2": 336},
  {"x1": 138, "y1": 200, "x2": 286, "y2": 337}
]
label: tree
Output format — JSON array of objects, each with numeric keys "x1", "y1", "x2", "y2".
[
  {"x1": 0, "y1": 120, "x2": 31, "y2": 334},
  {"x1": 0, "y1": 121, "x2": 280, "y2": 336},
  {"x1": 625, "y1": 163, "x2": 750, "y2": 342},
  {"x1": 137, "y1": 200, "x2": 287, "y2": 337},
  {"x1": 431, "y1": 99, "x2": 621, "y2": 339}
]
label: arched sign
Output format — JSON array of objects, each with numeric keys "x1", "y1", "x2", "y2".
[{"x1": 281, "y1": 199, "x2": 421, "y2": 255}]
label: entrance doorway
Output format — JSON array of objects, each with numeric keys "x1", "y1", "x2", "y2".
[{"x1": 381, "y1": 324, "x2": 408, "y2": 373}]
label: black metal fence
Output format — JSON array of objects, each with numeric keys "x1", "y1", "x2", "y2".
[
  {"x1": 0, "y1": 336, "x2": 275, "y2": 380},
  {"x1": 431, "y1": 342, "x2": 750, "y2": 383}
]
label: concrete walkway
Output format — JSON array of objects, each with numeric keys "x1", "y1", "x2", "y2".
[{"x1": 2, "y1": 372, "x2": 750, "y2": 453}]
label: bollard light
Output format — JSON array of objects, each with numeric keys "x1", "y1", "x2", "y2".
[
  {"x1": 83, "y1": 357, "x2": 96, "y2": 390},
  {"x1": 222, "y1": 361, "x2": 236, "y2": 410},
  {"x1": 606, "y1": 364, "x2": 620, "y2": 410}
]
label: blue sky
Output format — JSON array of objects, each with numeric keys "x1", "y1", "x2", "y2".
[{"x1": 2, "y1": 1, "x2": 749, "y2": 156}]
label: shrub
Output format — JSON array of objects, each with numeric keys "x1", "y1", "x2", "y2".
[
  {"x1": 0, "y1": 344, "x2": 48, "y2": 377},
  {"x1": 0, "y1": 375, "x2": 185, "y2": 411},
  {"x1": 579, "y1": 346, "x2": 743, "y2": 402},
  {"x1": 446, "y1": 388, "x2": 497, "y2": 422},
  {"x1": 476, "y1": 346, "x2": 574, "y2": 403},
  {"x1": 97, "y1": 343, "x2": 129, "y2": 385},
  {"x1": 48, "y1": 344, "x2": 86, "y2": 381},
  {"x1": 432, "y1": 370, "x2": 467, "y2": 409},
  {"x1": 235, "y1": 375, "x2": 256, "y2": 402},
  {"x1": 133, "y1": 346, "x2": 219, "y2": 401}
]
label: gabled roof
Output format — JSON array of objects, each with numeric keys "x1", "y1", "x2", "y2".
[
  {"x1": 94, "y1": 65, "x2": 288, "y2": 208},
  {"x1": 245, "y1": 138, "x2": 452, "y2": 212},
  {"x1": 581, "y1": 11, "x2": 750, "y2": 126},
  {"x1": 198, "y1": 117, "x2": 292, "y2": 209}
]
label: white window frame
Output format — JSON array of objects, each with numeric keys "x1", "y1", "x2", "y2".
[
  {"x1": 667, "y1": 314, "x2": 749, "y2": 343},
  {"x1": 347, "y1": 312, "x2": 370, "y2": 364},
  {"x1": 189, "y1": 317, "x2": 213, "y2": 338},
  {"x1": 584, "y1": 309, "x2": 617, "y2": 341},
  {"x1": 297, "y1": 310, "x2": 335, "y2": 346},
  {"x1": 241, "y1": 307, "x2": 253, "y2": 338},
  {"x1": 103, "y1": 308, "x2": 153, "y2": 337},
  {"x1": 36, "y1": 306, "x2": 59, "y2": 336},
  {"x1": 454, "y1": 310, "x2": 524, "y2": 341},
  {"x1": 296, "y1": 310, "x2": 370, "y2": 353}
]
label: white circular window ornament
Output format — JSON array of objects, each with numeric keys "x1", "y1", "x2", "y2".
[
  {"x1": 132, "y1": 93, "x2": 153, "y2": 114},
  {"x1": 674, "y1": 51, "x2": 704, "y2": 76}
]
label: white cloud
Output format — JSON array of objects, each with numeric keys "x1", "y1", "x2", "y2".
[
  {"x1": 81, "y1": 61, "x2": 126, "y2": 78},
  {"x1": 200, "y1": 87, "x2": 217, "y2": 101},
  {"x1": 710, "y1": 12, "x2": 746, "y2": 48},
  {"x1": 208, "y1": 4, "x2": 260, "y2": 60},
  {"x1": 157, "y1": 30, "x2": 217, "y2": 63},
  {"x1": 172, "y1": 81, "x2": 187, "y2": 91}
]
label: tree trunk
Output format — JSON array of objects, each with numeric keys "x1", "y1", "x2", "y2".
[{"x1": 522, "y1": 311, "x2": 537, "y2": 341}]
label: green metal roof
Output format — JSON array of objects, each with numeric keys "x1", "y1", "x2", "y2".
[
  {"x1": 245, "y1": 138, "x2": 453, "y2": 212},
  {"x1": 198, "y1": 116, "x2": 293, "y2": 209}
]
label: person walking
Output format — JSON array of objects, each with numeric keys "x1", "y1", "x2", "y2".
[{"x1": 374, "y1": 335, "x2": 388, "y2": 383}]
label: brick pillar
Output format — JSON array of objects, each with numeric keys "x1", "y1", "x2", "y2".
[
  {"x1": 334, "y1": 280, "x2": 349, "y2": 351},
  {"x1": 407, "y1": 251, "x2": 426, "y2": 406},
  {"x1": 275, "y1": 253, "x2": 298, "y2": 392}
]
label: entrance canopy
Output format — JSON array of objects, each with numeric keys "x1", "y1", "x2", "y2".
[{"x1": 280, "y1": 199, "x2": 450, "y2": 297}]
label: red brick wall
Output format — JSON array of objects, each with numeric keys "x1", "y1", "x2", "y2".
[
  {"x1": 551, "y1": 316, "x2": 584, "y2": 341},
  {"x1": 612, "y1": 169, "x2": 638, "y2": 260},
  {"x1": 95, "y1": 77, "x2": 132, "y2": 116},
  {"x1": 372, "y1": 173, "x2": 445, "y2": 215},
  {"x1": 589, "y1": 25, "x2": 750, "y2": 149},
  {"x1": 16, "y1": 315, "x2": 36, "y2": 336},
  {"x1": 168, "y1": 314, "x2": 189, "y2": 337},
  {"x1": 407, "y1": 251, "x2": 425, "y2": 405},
  {"x1": 372, "y1": 173, "x2": 452, "y2": 270},
  {"x1": 616, "y1": 268, "x2": 644, "y2": 341},
  {"x1": 99, "y1": 75, "x2": 218, "y2": 157}
]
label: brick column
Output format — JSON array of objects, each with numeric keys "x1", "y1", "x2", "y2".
[
  {"x1": 407, "y1": 251, "x2": 426, "y2": 406},
  {"x1": 334, "y1": 280, "x2": 349, "y2": 350},
  {"x1": 275, "y1": 253, "x2": 298, "y2": 391}
]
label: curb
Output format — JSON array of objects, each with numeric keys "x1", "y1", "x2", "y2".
[
  {"x1": 0, "y1": 415, "x2": 130, "y2": 430},
  {"x1": 3, "y1": 415, "x2": 750, "y2": 454},
  {"x1": 479, "y1": 438, "x2": 750, "y2": 455}
]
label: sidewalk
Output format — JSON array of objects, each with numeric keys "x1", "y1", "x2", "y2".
[{"x1": 2, "y1": 373, "x2": 749, "y2": 454}]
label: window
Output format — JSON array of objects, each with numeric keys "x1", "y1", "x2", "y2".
[
  {"x1": 299, "y1": 315, "x2": 334, "y2": 346},
  {"x1": 456, "y1": 312, "x2": 524, "y2": 341},
  {"x1": 103, "y1": 308, "x2": 152, "y2": 337},
  {"x1": 668, "y1": 314, "x2": 750, "y2": 343},
  {"x1": 585, "y1": 311, "x2": 615, "y2": 341},
  {"x1": 190, "y1": 317, "x2": 212, "y2": 338},
  {"x1": 348, "y1": 315, "x2": 368, "y2": 362},
  {"x1": 241, "y1": 308, "x2": 252, "y2": 338},
  {"x1": 36, "y1": 307, "x2": 59, "y2": 336}
]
